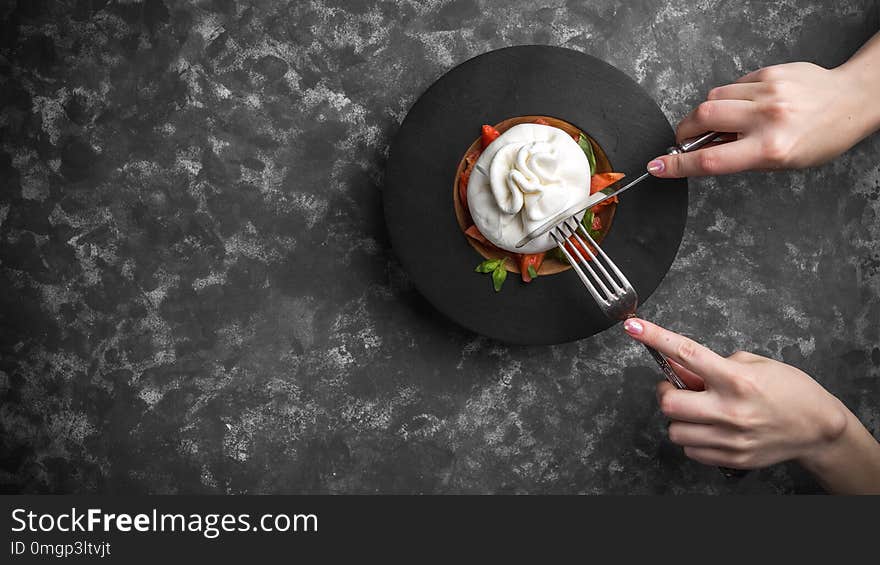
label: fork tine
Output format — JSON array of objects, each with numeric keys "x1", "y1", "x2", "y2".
[
  {"x1": 576, "y1": 224, "x2": 633, "y2": 292},
  {"x1": 556, "y1": 220, "x2": 616, "y2": 299},
  {"x1": 550, "y1": 230, "x2": 609, "y2": 306},
  {"x1": 561, "y1": 218, "x2": 625, "y2": 295}
]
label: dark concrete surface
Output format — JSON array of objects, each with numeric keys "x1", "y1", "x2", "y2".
[{"x1": 1, "y1": 0, "x2": 878, "y2": 494}]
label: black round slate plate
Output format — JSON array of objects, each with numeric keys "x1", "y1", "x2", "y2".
[{"x1": 383, "y1": 46, "x2": 687, "y2": 345}]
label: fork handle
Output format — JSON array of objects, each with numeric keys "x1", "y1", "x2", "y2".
[
  {"x1": 643, "y1": 342, "x2": 749, "y2": 479},
  {"x1": 643, "y1": 343, "x2": 688, "y2": 390}
]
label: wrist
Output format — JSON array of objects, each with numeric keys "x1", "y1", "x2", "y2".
[
  {"x1": 834, "y1": 58, "x2": 880, "y2": 139},
  {"x1": 796, "y1": 399, "x2": 853, "y2": 474}
]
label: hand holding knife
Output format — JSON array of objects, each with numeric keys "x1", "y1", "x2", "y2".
[{"x1": 514, "y1": 131, "x2": 729, "y2": 249}]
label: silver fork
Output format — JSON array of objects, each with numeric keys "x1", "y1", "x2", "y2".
[
  {"x1": 551, "y1": 218, "x2": 747, "y2": 478},
  {"x1": 550, "y1": 217, "x2": 687, "y2": 389}
]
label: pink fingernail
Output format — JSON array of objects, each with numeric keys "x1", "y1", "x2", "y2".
[
  {"x1": 623, "y1": 319, "x2": 644, "y2": 335},
  {"x1": 647, "y1": 160, "x2": 665, "y2": 174}
]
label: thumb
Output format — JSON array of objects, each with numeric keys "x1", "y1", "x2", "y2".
[{"x1": 647, "y1": 150, "x2": 715, "y2": 178}]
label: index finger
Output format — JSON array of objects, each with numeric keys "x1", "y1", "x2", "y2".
[
  {"x1": 623, "y1": 318, "x2": 737, "y2": 388},
  {"x1": 736, "y1": 64, "x2": 785, "y2": 83},
  {"x1": 675, "y1": 99, "x2": 756, "y2": 142}
]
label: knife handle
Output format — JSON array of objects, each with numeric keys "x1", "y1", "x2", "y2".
[{"x1": 666, "y1": 131, "x2": 724, "y2": 155}]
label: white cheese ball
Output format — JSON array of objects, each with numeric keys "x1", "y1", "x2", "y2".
[{"x1": 467, "y1": 124, "x2": 592, "y2": 254}]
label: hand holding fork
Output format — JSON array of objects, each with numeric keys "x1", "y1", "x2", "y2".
[{"x1": 551, "y1": 219, "x2": 748, "y2": 478}]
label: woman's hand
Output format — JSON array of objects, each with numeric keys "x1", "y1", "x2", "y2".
[
  {"x1": 647, "y1": 52, "x2": 880, "y2": 177},
  {"x1": 622, "y1": 318, "x2": 848, "y2": 469},
  {"x1": 623, "y1": 318, "x2": 880, "y2": 493}
]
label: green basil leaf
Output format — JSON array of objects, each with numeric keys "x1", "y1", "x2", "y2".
[
  {"x1": 581, "y1": 209, "x2": 594, "y2": 228},
  {"x1": 527, "y1": 265, "x2": 538, "y2": 279},
  {"x1": 578, "y1": 133, "x2": 597, "y2": 176},
  {"x1": 580, "y1": 209, "x2": 602, "y2": 240},
  {"x1": 548, "y1": 246, "x2": 572, "y2": 265},
  {"x1": 492, "y1": 264, "x2": 507, "y2": 292},
  {"x1": 475, "y1": 259, "x2": 502, "y2": 273}
]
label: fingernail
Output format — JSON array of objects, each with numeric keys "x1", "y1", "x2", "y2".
[
  {"x1": 647, "y1": 159, "x2": 665, "y2": 174},
  {"x1": 623, "y1": 318, "x2": 644, "y2": 336}
]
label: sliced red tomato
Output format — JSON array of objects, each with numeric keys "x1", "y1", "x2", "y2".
[
  {"x1": 463, "y1": 225, "x2": 506, "y2": 256},
  {"x1": 591, "y1": 214, "x2": 602, "y2": 231},
  {"x1": 481, "y1": 124, "x2": 501, "y2": 148},
  {"x1": 464, "y1": 224, "x2": 489, "y2": 244},
  {"x1": 563, "y1": 237, "x2": 594, "y2": 261},
  {"x1": 590, "y1": 172, "x2": 625, "y2": 195},
  {"x1": 519, "y1": 252, "x2": 545, "y2": 283},
  {"x1": 589, "y1": 172, "x2": 624, "y2": 208},
  {"x1": 459, "y1": 149, "x2": 482, "y2": 210},
  {"x1": 593, "y1": 196, "x2": 617, "y2": 209},
  {"x1": 459, "y1": 170, "x2": 470, "y2": 209},
  {"x1": 533, "y1": 118, "x2": 550, "y2": 125}
]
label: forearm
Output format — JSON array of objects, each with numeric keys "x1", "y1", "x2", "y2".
[
  {"x1": 799, "y1": 406, "x2": 880, "y2": 494},
  {"x1": 836, "y1": 31, "x2": 880, "y2": 140}
]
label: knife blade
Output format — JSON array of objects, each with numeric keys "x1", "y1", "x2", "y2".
[{"x1": 513, "y1": 171, "x2": 649, "y2": 249}]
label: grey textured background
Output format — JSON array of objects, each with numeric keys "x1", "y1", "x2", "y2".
[{"x1": 1, "y1": 0, "x2": 879, "y2": 494}]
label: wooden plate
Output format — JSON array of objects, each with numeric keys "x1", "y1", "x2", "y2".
[{"x1": 452, "y1": 115, "x2": 617, "y2": 275}]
